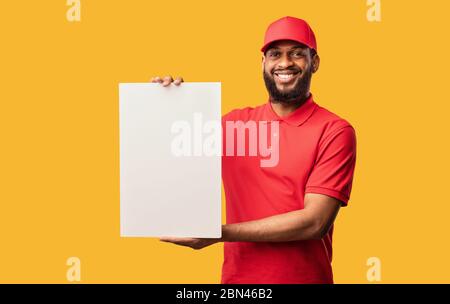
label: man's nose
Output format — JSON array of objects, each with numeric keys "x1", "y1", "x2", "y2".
[{"x1": 277, "y1": 53, "x2": 294, "y2": 69}]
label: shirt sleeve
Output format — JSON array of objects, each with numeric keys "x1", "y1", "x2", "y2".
[{"x1": 305, "y1": 126, "x2": 357, "y2": 206}]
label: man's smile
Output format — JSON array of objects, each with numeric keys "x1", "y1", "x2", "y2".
[{"x1": 273, "y1": 70, "x2": 300, "y2": 84}]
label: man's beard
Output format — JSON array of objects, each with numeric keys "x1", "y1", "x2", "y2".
[{"x1": 263, "y1": 66, "x2": 312, "y2": 104}]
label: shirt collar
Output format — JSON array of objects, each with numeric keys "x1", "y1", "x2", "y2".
[{"x1": 263, "y1": 93, "x2": 318, "y2": 127}]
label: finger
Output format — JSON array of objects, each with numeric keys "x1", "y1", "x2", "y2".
[
  {"x1": 160, "y1": 239, "x2": 176, "y2": 243},
  {"x1": 162, "y1": 237, "x2": 195, "y2": 242},
  {"x1": 162, "y1": 75, "x2": 174, "y2": 87},
  {"x1": 160, "y1": 237, "x2": 187, "y2": 242},
  {"x1": 160, "y1": 239, "x2": 191, "y2": 248},
  {"x1": 151, "y1": 76, "x2": 163, "y2": 83},
  {"x1": 173, "y1": 77, "x2": 184, "y2": 86},
  {"x1": 159, "y1": 237, "x2": 176, "y2": 242}
]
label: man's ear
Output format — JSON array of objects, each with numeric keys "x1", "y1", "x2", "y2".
[
  {"x1": 262, "y1": 55, "x2": 266, "y2": 72},
  {"x1": 312, "y1": 54, "x2": 320, "y2": 73}
]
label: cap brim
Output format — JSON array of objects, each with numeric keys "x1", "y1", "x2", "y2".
[{"x1": 261, "y1": 39, "x2": 314, "y2": 53}]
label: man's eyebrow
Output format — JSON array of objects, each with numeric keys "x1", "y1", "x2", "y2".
[{"x1": 291, "y1": 46, "x2": 308, "y2": 50}]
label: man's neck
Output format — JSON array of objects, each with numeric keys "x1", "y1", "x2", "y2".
[{"x1": 270, "y1": 92, "x2": 311, "y2": 117}]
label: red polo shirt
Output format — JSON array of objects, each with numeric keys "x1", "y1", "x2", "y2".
[{"x1": 221, "y1": 94, "x2": 357, "y2": 284}]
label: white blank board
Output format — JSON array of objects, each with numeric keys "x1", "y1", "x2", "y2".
[{"x1": 119, "y1": 83, "x2": 222, "y2": 238}]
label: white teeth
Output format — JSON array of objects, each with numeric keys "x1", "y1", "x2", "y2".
[{"x1": 276, "y1": 74, "x2": 293, "y2": 79}]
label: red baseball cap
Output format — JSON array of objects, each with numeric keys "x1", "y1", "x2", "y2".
[{"x1": 261, "y1": 16, "x2": 317, "y2": 53}]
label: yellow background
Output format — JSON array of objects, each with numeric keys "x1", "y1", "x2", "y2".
[{"x1": 1, "y1": 0, "x2": 449, "y2": 283}]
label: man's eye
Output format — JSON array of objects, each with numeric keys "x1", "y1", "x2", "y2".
[
  {"x1": 292, "y1": 52, "x2": 305, "y2": 58},
  {"x1": 268, "y1": 52, "x2": 279, "y2": 57}
]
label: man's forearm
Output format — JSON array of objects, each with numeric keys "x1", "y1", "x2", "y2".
[
  {"x1": 159, "y1": 195, "x2": 339, "y2": 249},
  {"x1": 220, "y1": 208, "x2": 322, "y2": 243}
]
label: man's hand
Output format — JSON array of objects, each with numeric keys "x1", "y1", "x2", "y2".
[
  {"x1": 159, "y1": 236, "x2": 220, "y2": 250},
  {"x1": 151, "y1": 75, "x2": 184, "y2": 87}
]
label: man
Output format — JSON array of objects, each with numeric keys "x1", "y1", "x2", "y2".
[{"x1": 153, "y1": 16, "x2": 357, "y2": 284}]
